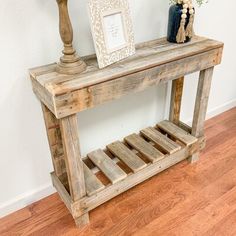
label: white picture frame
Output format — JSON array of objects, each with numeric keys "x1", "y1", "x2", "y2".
[{"x1": 88, "y1": 0, "x2": 135, "y2": 69}]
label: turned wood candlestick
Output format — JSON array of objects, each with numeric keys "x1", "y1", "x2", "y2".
[{"x1": 56, "y1": 0, "x2": 86, "y2": 75}]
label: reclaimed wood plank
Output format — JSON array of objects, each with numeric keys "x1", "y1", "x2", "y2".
[
  {"x1": 107, "y1": 141, "x2": 147, "y2": 173},
  {"x1": 169, "y1": 77, "x2": 184, "y2": 125},
  {"x1": 53, "y1": 47, "x2": 222, "y2": 118},
  {"x1": 60, "y1": 115, "x2": 86, "y2": 201},
  {"x1": 192, "y1": 68, "x2": 214, "y2": 137},
  {"x1": 189, "y1": 67, "x2": 214, "y2": 163},
  {"x1": 124, "y1": 134, "x2": 165, "y2": 163},
  {"x1": 54, "y1": 40, "x2": 221, "y2": 94},
  {"x1": 157, "y1": 120, "x2": 197, "y2": 146},
  {"x1": 88, "y1": 149, "x2": 127, "y2": 184},
  {"x1": 83, "y1": 163, "x2": 105, "y2": 196},
  {"x1": 29, "y1": 63, "x2": 56, "y2": 79},
  {"x1": 31, "y1": 79, "x2": 55, "y2": 113},
  {"x1": 51, "y1": 172, "x2": 73, "y2": 215},
  {"x1": 141, "y1": 127, "x2": 181, "y2": 154},
  {"x1": 29, "y1": 37, "x2": 205, "y2": 87},
  {"x1": 41, "y1": 37, "x2": 222, "y2": 94},
  {"x1": 41, "y1": 104, "x2": 67, "y2": 186}
]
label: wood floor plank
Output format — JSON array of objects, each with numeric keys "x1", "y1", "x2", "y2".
[
  {"x1": 83, "y1": 163, "x2": 105, "y2": 196},
  {"x1": 167, "y1": 185, "x2": 236, "y2": 236},
  {"x1": 141, "y1": 127, "x2": 181, "y2": 154},
  {"x1": 203, "y1": 209, "x2": 236, "y2": 236},
  {"x1": 124, "y1": 134, "x2": 165, "y2": 163},
  {"x1": 132, "y1": 162, "x2": 236, "y2": 236},
  {"x1": 107, "y1": 141, "x2": 147, "y2": 173},
  {"x1": 157, "y1": 120, "x2": 198, "y2": 146},
  {"x1": 88, "y1": 149, "x2": 127, "y2": 184}
]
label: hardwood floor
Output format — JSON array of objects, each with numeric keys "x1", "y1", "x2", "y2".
[{"x1": 1, "y1": 108, "x2": 236, "y2": 236}]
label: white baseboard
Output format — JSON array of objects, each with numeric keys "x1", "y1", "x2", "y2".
[
  {"x1": 183, "y1": 99, "x2": 236, "y2": 125},
  {"x1": 206, "y1": 99, "x2": 236, "y2": 120},
  {"x1": 0, "y1": 99, "x2": 235, "y2": 219},
  {"x1": 0, "y1": 183, "x2": 55, "y2": 218}
]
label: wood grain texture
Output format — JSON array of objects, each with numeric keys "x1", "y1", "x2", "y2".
[
  {"x1": 59, "y1": 115, "x2": 86, "y2": 201},
  {"x1": 41, "y1": 104, "x2": 67, "y2": 185},
  {"x1": 29, "y1": 36, "x2": 223, "y2": 118},
  {"x1": 169, "y1": 77, "x2": 184, "y2": 125},
  {"x1": 52, "y1": 47, "x2": 223, "y2": 118},
  {"x1": 1, "y1": 108, "x2": 235, "y2": 236},
  {"x1": 157, "y1": 120, "x2": 198, "y2": 146},
  {"x1": 55, "y1": 0, "x2": 86, "y2": 75},
  {"x1": 74, "y1": 213, "x2": 89, "y2": 228},
  {"x1": 88, "y1": 149, "x2": 127, "y2": 184},
  {"x1": 141, "y1": 127, "x2": 181, "y2": 154},
  {"x1": 31, "y1": 36, "x2": 221, "y2": 92},
  {"x1": 124, "y1": 133, "x2": 165, "y2": 163},
  {"x1": 192, "y1": 68, "x2": 214, "y2": 137},
  {"x1": 189, "y1": 67, "x2": 214, "y2": 163},
  {"x1": 107, "y1": 141, "x2": 147, "y2": 173},
  {"x1": 51, "y1": 172, "x2": 73, "y2": 215},
  {"x1": 83, "y1": 163, "x2": 105, "y2": 197}
]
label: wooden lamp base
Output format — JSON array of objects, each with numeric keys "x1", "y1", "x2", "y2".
[
  {"x1": 56, "y1": 0, "x2": 86, "y2": 75},
  {"x1": 56, "y1": 53, "x2": 87, "y2": 75}
]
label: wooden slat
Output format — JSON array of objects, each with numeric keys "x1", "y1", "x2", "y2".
[
  {"x1": 124, "y1": 134, "x2": 165, "y2": 163},
  {"x1": 88, "y1": 149, "x2": 127, "y2": 184},
  {"x1": 107, "y1": 141, "x2": 147, "y2": 173},
  {"x1": 83, "y1": 163, "x2": 105, "y2": 196},
  {"x1": 141, "y1": 127, "x2": 181, "y2": 154},
  {"x1": 157, "y1": 120, "x2": 197, "y2": 146}
]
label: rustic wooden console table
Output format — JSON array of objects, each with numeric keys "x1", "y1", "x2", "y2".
[{"x1": 29, "y1": 36, "x2": 223, "y2": 226}]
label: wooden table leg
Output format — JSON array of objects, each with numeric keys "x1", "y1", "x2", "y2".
[
  {"x1": 189, "y1": 67, "x2": 214, "y2": 163},
  {"x1": 41, "y1": 104, "x2": 68, "y2": 187},
  {"x1": 169, "y1": 77, "x2": 184, "y2": 125},
  {"x1": 59, "y1": 114, "x2": 89, "y2": 226}
]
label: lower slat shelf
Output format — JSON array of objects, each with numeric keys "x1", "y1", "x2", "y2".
[{"x1": 52, "y1": 120, "x2": 200, "y2": 218}]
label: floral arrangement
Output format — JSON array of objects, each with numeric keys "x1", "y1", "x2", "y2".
[{"x1": 170, "y1": 0, "x2": 207, "y2": 6}]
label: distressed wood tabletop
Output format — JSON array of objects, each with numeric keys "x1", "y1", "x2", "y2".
[{"x1": 30, "y1": 36, "x2": 223, "y2": 118}]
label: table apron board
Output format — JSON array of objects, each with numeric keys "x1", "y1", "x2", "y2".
[{"x1": 31, "y1": 47, "x2": 222, "y2": 119}]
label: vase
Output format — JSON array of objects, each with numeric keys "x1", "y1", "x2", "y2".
[{"x1": 167, "y1": 4, "x2": 191, "y2": 43}]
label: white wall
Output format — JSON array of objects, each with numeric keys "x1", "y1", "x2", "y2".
[{"x1": 0, "y1": 0, "x2": 235, "y2": 217}]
